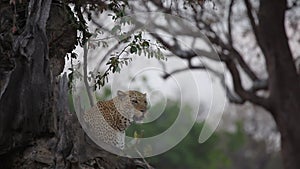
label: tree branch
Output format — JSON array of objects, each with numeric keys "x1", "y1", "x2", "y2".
[
  {"x1": 225, "y1": 58, "x2": 271, "y2": 110},
  {"x1": 231, "y1": 48, "x2": 259, "y2": 81},
  {"x1": 129, "y1": 1, "x2": 270, "y2": 109},
  {"x1": 150, "y1": 32, "x2": 195, "y2": 59},
  {"x1": 206, "y1": 32, "x2": 261, "y2": 82},
  {"x1": 150, "y1": 16, "x2": 269, "y2": 107},
  {"x1": 161, "y1": 59, "x2": 246, "y2": 104},
  {"x1": 162, "y1": 65, "x2": 205, "y2": 79},
  {"x1": 243, "y1": 0, "x2": 264, "y2": 53},
  {"x1": 227, "y1": 0, "x2": 234, "y2": 46},
  {"x1": 227, "y1": 0, "x2": 259, "y2": 81},
  {"x1": 83, "y1": 42, "x2": 95, "y2": 107}
]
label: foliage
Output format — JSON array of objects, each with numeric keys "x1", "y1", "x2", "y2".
[
  {"x1": 67, "y1": 3, "x2": 168, "y2": 90},
  {"x1": 90, "y1": 29, "x2": 167, "y2": 89},
  {"x1": 60, "y1": 0, "x2": 169, "y2": 91}
]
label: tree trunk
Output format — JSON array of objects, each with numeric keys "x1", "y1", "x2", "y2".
[
  {"x1": 0, "y1": 1, "x2": 140, "y2": 168},
  {"x1": 258, "y1": 0, "x2": 300, "y2": 168}
]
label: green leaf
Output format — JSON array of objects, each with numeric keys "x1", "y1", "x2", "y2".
[
  {"x1": 130, "y1": 46, "x2": 137, "y2": 54},
  {"x1": 142, "y1": 41, "x2": 149, "y2": 48}
]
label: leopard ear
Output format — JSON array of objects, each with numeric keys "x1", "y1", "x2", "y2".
[
  {"x1": 117, "y1": 90, "x2": 127, "y2": 99},
  {"x1": 143, "y1": 93, "x2": 146, "y2": 96}
]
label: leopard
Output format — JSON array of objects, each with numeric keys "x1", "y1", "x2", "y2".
[{"x1": 83, "y1": 90, "x2": 148, "y2": 149}]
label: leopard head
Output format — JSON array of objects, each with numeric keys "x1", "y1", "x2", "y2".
[{"x1": 115, "y1": 90, "x2": 148, "y2": 122}]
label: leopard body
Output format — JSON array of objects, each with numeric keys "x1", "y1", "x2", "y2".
[{"x1": 83, "y1": 90, "x2": 147, "y2": 149}]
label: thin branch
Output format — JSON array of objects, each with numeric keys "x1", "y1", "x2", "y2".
[
  {"x1": 150, "y1": 17, "x2": 267, "y2": 106},
  {"x1": 204, "y1": 27, "x2": 260, "y2": 81},
  {"x1": 161, "y1": 59, "x2": 245, "y2": 104},
  {"x1": 162, "y1": 65, "x2": 205, "y2": 79},
  {"x1": 243, "y1": 0, "x2": 264, "y2": 52},
  {"x1": 150, "y1": 32, "x2": 217, "y2": 61},
  {"x1": 134, "y1": 147, "x2": 155, "y2": 169},
  {"x1": 227, "y1": 0, "x2": 234, "y2": 46},
  {"x1": 83, "y1": 43, "x2": 95, "y2": 107},
  {"x1": 227, "y1": 0, "x2": 258, "y2": 81},
  {"x1": 97, "y1": 42, "x2": 123, "y2": 69},
  {"x1": 231, "y1": 48, "x2": 259, "y2": 81},
  {"x1": 220, "y1": 74, "x2": 245, "y2": 104},
  {"x1": 190, "y1": 2, "x2": 260, "y2": 82},
  {"x1": 225, "y1": 58, "x2": 271, "y2": 110}
]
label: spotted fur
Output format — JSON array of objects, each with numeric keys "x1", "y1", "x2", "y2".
[{"x1": 83, "y1": 90, "x2": 147, "y2": 149}]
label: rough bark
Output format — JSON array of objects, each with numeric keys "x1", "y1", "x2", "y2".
[
  {"x1": 0, "y1": 74, "x2": 137, "y2": 169},
  {"x1": 0, "y1": 1, "x2": 141, "y2": 169}
]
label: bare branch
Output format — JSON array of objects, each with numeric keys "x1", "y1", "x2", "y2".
[
  {"x1": 243, "y1": 0, "x2": 264, "y2": 53},
  {"x1": 231, "y1": 48, "x2": 259, "y2": 81},
  {"x1": 130, "y1": 1, "x2": 269, "y2": 108},
  {"x1": 204, "y1": 27, "x2": 260, "y2": 81},
  {"x1": 83, "y1": 43, "x2": 95, "y2": 107},
  {"x1": 161, "y1": 59, "x2": 245, "y2": 104},
  {"x1": 225, "y1": 58, "x2": 271, "y2": 110},
  {"x1": 134, "y1": 148, "x2": 155, "y2": 169},
  {"x1": 150, "y1": 33, "x2": 194, "y2": 59},
  {"x1": 227, "y1": 0, "x2": 259, "y2": 81},
  {"x1": 220, "y1": 74, "x2": 245, "y2": 104},
  {"x1": 162, "y1": 65, "x2": 205, "y2": 79},
  {"x1": 151, "y1": 17, "x2": 268, "y2": 107},
  {"x1": 227, "y1": 0, "x2": 234, "y2": 46}
]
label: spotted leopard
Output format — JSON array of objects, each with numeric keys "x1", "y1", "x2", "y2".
[{"x1": 83, "y1": 90, "x2": 148, "y2": 149}]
